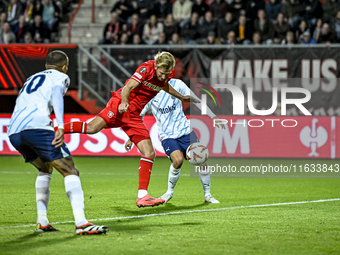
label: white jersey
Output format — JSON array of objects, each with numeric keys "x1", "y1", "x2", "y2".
[
  {"x1": 141, "y1": 79, "x2": 216, "y2": 141},
  {"x1": 7, "y1": 69, "x2": 70, "y2": 136}
]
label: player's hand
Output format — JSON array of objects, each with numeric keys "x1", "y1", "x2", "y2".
[
  {"x1": 52, "y1": 128, "x2": 64, "y2": 148},
  {"x1": 181, "y1": 95, "x2": 200, "y2": 103},
  {"x1": 213, "y1": 117, "x2": 226, "y2": 129},
  {"x1": 125, "y1": 139, "x2": 133, "y2": 151},
  {"x1": 118, "y1": 102, "x2": 129, "y2": 113}
]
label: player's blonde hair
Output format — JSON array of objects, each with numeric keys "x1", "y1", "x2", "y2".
[{"x1": 154, "y1": 52, "x2": 175, "y2": 71}]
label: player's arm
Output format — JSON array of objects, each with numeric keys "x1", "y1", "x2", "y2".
[
  {"x1": 163, "y1": 82, "x2": 200, "y2": 103},
  {"x1": 51, "y1": 85, "x2": 65, "y2": 147},
  {"x1": 118, "y1": 79, "x2": 140, "y2": 113},
  {"x1": 179, "y1": 80, "x2": 226, "y2": 129},
  {"x1": 140, "y1": 100, "x2": 151, "y2": 118},
  {"x1": 195, "y1": 102, "x2": 225, "y2": 129},
  {"x1": 192, "y1": 91, "x2": 225, "y2": 129}
]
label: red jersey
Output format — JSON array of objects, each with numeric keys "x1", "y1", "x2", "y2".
[{"x1": 114, "y1": 60, "x2": 174, "y2": 115}]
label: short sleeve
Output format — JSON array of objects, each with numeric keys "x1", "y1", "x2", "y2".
[
  {"x1": 63, "y1": 77, "x2": 70, "y2": 90},
  {"x1": 179, "y1": 80, "x2": 191, "y2": 96},
  {"x1": 131, "y1": 63, "x2": 150, "y2": 84},
  {"x1": 53, "y1": 73, "x2": 70, "y2": 95},
  {"x1": 140, "y1": 100, "x2": 151, "y2": 117}
]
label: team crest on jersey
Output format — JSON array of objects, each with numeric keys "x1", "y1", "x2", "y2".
[
  {"x1": 107, "y1": 111, "x2": 114, "y2": 118},
  {"x1": 64, "y1": 78, "x2": 69, "y2": 88},
  {"x1": 139, "y1": 67, "x2": 147, "y2": 73}
]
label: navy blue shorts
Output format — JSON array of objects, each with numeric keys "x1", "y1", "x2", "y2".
[
  {"x1": 161, "y1": 131, "x2": 199, "y2": 160},
  {"x1": 9, "y1": 129, "x2": 71, "y2": 163}
]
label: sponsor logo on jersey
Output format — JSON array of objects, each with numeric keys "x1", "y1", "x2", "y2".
[
  {"x1": 107, "y1": 111, "x2": 114, "y2": 118},
  {"x1": 142, "y1": 81, "x2": 162, "y2": 92},
  {"x1": 134, "y1": 72, "x2": 142, "y2": 79},
  {"x1": 139, "y1": 67, "x2": 147, "y2": 73},
  {"x1": 158, "y1": 104, "x2": 176, "y2": 114}
]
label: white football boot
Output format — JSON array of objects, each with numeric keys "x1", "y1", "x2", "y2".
[
  {"x1": 159, "y1": 192, "x2": 174, "y2": 203},
  {"x1": 204, "y1": 194, "x2": 220, "y2": 203}
]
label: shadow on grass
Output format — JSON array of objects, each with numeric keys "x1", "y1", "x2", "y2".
[
  {"x1": 85, "y1": 203, "x2": 210, "y2": 233},
  {"x1": 163, "y1": 202, "x2": 211, "y2": 210},
  {"x1": 97, "y1": 202, "x2": 211, "y2": 229},
  {"x1": 106, "y1": 220, "x2": 203, "y2": 234},
  {"x1": 111, "y1": 202, "x2": 210, "y2": 217},
  {"x1": 0, "y1": 230, "x2": 79, "y2": 253}
]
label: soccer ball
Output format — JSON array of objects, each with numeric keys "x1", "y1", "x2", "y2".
[{"x1": 186, "y1": 143, "x2": 209, "y2": 166}]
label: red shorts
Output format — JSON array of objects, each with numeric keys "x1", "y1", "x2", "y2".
[{"x1": 97, "y1": 95, "x2": 151, "y2": 145}]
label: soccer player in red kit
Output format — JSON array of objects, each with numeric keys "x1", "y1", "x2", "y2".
[{"x1": 59, "y1": 52, "x2": 198, "y2": 207}]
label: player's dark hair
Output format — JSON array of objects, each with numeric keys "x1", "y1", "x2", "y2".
[{"x1": 46, "y1": 50, "x2": 68, "y2": 67}]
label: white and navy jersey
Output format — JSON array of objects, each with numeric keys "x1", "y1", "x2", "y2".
[
  {"x1": 141, "y1": 79, "x2": 190, "y2": 140},
  {"x1": 7, "y1": 69, "x2": 70, "y2": 136},
  {"x1": 141, "y1": 79, "x2": 216, "y2": 141}
]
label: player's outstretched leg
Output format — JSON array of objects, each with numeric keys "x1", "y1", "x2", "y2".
[
  {"x1": 59, "y1": 116, "x2": 106, "y2": 134},
  {"x1": 30, "y1": 158, "x2": 59, "y2": 232},
  {"x1": 199, "y1": 164, "x2": 220, "y2": 204},
  {"x1": 135, "y1": 139, "x2": 165, "y2": 207},
  {"x1": 51, "y1": 157, "x2": 109, "y2": 234}
]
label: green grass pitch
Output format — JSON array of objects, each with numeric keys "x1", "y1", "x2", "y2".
[{"x1": 0, "y1": 156, "x2": 339, "y2": 254}]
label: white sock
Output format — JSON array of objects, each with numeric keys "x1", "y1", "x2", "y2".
[
  {"x1": 36, "y1": 172, "x2": 51, "y2": 226},
  {"x1": 138, "y1": 189, "x2": 148, "y2": 198},
  {"x1": 167, "y1": 163, "x2": 181, "y2": 193},
  {"x1": 64, "y1": 175, "x2": 88, "y2": 227},
  {"x1": 199, "y1": 165, "x2": 211, "y2": 196}
]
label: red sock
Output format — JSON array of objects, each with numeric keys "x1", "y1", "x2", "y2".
[
  {"x1": 62, "y1": 122, "x2": 87, "y2": 134},
  {"x1": 138, "y1": 157, "x2": 154, "y2": 190}
]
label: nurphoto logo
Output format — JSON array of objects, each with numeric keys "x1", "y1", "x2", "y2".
[{"x1": 199, "y1": 83, "x2": 312, "y2": 128}]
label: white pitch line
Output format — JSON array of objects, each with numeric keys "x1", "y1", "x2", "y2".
[{"x1": 1, "y1": 198, "x2": 339, "y2": 230}]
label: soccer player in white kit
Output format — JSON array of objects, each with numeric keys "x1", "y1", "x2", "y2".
[
  {"x1": 125, "y1": 79, "x2": 224, "y2": 203},
  {"x1": 7, "y1": 50, "x2": 109, "y2": 235}
]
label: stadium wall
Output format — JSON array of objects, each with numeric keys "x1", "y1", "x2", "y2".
[{"x1": 0, "y1": 114, "x2": 338, "y2": 159}]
